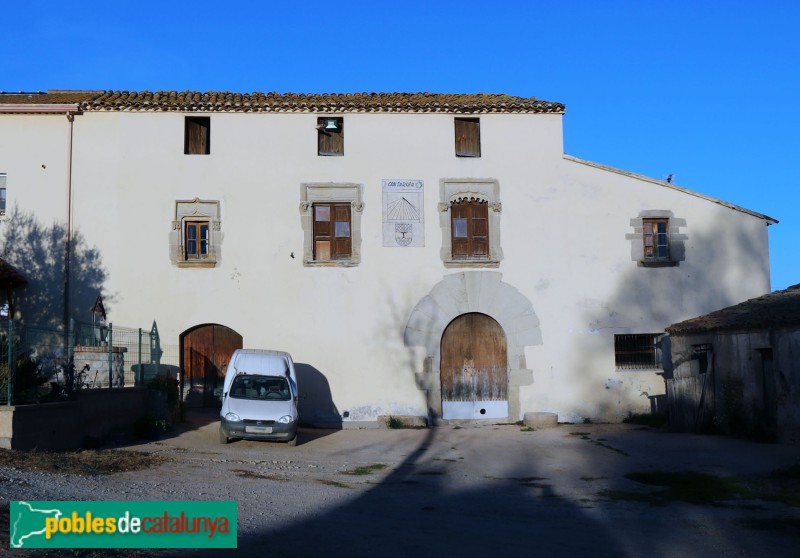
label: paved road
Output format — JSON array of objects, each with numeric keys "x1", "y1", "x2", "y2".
[{"x1": 4, "y1": 410, "x2": 800, "y2": 557}]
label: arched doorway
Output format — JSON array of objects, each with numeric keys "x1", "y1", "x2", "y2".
[
  {"x1": 440, "y1": 313, "x2": 508, "y2": 419},
  {"x1": 180, "y1": 324, "x2": 243, "y2": 408}
]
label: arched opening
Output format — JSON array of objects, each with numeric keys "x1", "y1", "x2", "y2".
[
  {"x1": 180, "y1": 324, "x2": 243, "y2": 408},
  {"x1": 440, "y1": 313, "x2": 508, "y2": 419}
]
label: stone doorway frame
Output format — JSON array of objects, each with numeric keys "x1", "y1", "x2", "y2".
[{"x1": 404, "y1": 271, "x2": 542, "y2": 423}]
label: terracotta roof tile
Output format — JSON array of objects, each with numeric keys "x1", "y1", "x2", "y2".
[
  {"x1": 1, "y1": 90, "x2": 563, "y2": 114},
  {"x1": 0, "y1": 90, "x2": 103, "y2": 104},
  {"x1": 666, "y1": 284, "x2": 800, "y2": 334}
]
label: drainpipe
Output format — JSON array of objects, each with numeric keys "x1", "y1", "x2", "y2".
[
  {"x1": 63, "y1": 112, "x2": 75, "y2": 335},
  {"x1": 0, "y1": 103, "x2": 80, "y2": 334}
]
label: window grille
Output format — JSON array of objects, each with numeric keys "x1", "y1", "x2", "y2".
[{"x1": 614, "y1": 334, "x2": 661, "y2": 370}]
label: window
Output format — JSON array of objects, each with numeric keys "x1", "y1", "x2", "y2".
[
  {"x1": 185, "y1": 116, "x2": 210, "y2": 154},
  {"x1": 300, "y1": 183, "x2": 363, "y2": 266},
  {"x1": 170, "y1": 199, "x2": 221, "y2": 268},
  {"x1": 313, "y1": 203, "x2": 351, "y2": 260},
  {"x1": 317, "y1": 117, "x2": 343, "y2": 156},
  {"x1": 455, "y1": 117, "x2": 480, "y2": 157},
  {"x1": 0, "y1": 174, "x2": 6, "y2": 215},
  {"x1": 450, "y1": 198, "x2": 488, "y2": 260},
  {"x1": 614, "y1": 334, "x2": 662, "y2": 370},
  {"x1": 626, "y1": 212, "x2": 685, "y2": 267},
  {"x1": 438, "y1": 179, "x2": 502, "y2": 267},
  {"x1": 643, "y1": 218, "x2": 669, "y2": 261},
  {"x1": 184, "y1": 221, "x2": 210, "y2": 260}
]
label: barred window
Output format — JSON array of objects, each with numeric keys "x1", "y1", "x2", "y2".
[{"x1": 614, "y1": 334, "x2": 662, "y2": 370}]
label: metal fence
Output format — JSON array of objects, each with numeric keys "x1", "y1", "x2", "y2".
[{"x1": 1, "y1": 318, "x2": 163, "y2": 405}]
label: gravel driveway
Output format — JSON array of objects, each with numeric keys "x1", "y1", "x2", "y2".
[{"x1": 3, "y1": 409, "x2": 800, "y2": 557}]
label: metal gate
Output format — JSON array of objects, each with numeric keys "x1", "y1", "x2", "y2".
[
  {"x1": 181, "y1": 324, "x2": 242, "y2": 407},
  {"x1": 440, "y1": 313, "x2": 508, "y2": 419}
]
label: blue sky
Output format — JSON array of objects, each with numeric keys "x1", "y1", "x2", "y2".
[{"x1": 4, "y1": 1, "x2": 798, "y2": 290}]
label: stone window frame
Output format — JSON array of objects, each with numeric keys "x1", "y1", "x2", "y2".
[
  {"x1": 438, "y1": 179, "x2": 502, "y2": 267},
  {"x1": 170, "y1": 198, "x2": 221, "y2": 268},
  {"x1": 626, "y1": 210, "x2": 686, "y2": 268},
  {"x1": 300, "y1": 183, "x2": 364, "y2": 267}
]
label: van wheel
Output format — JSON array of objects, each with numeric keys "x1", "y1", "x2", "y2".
[
  {"x1": 219, "y1": 427, "x2": 229, "y2": 445},
  {"x1": 287, "y1": 433, "x2": 298, "y2": 447}
]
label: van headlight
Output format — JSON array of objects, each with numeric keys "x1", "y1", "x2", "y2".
[
  {"x1": 277, "y1": 415, "x2": 294, "y2": 424},
  {"x1": 225, "y1": 412, "x2": 242, "y2": 422}
]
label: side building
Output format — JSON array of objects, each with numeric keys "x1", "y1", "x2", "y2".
[{"x1": 0, "y1": 90, "x2": 776, "y2": 425}]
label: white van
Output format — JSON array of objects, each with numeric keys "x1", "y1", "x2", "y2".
[{"x1": 219, "y1": 349, "x2": 299, "y2": 446}]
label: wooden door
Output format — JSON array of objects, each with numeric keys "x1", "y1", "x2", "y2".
[
  {"x1": 440, "y1": 313, "x2": 507, "y2": 419},
  {"x1": 181, "y1": 324, "x2": 243, "y2": 407}
]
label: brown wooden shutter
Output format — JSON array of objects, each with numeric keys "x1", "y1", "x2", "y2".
[
  {"x1": 451, "y1": 202, "x2": 469, "y2": 258},
  {"x1": 313, "y1": 203, "x2": 351, "y2": 260},
  {"x1": 318, "y1": 117, "x2": 344, "y2": 156},
  {"x1": 451, "y1": 199, "x2": 489, "y2": 260},
  {"x1": 471, "y1": 201, "x2": 488, "y2": 257},
  {"x1": 455, "y1": 118, "x2": 481, "y2": 157},
  {"x1": 185, "y1": 117, "x2": 210, "y2": 154},
  {"x1": 333, "y1": 204, "x2": 352, "y2": 259}
]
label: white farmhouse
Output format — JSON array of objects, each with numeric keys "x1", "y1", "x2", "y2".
[{"x1": 0, "y1": 90, "x2": 776, "y2": 425}]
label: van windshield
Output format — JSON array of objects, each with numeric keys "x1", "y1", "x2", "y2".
[{"x1": 229, "y1": 375, "x2": 290, "y2": 401}]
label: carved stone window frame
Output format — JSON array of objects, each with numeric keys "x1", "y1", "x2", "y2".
[
  {"x1": 438, "y1": 179, "x2": 502, "y2": 267},
  {"x1": 170, "y1": 198, "x2": 221, "y2": 268},
  {"x1": 300, "y1": 183, "x2": 364, "y2": 267},
  {"x1": 626, "y1": 210, "x2": 686, "y2": 267}
]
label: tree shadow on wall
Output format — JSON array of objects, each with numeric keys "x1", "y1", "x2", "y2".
[
  {"x1": 0, "y1": 206, "x2": 110, "y2": 328},
  {"x1": 572, "y1": 214, "x2": 770, "y2": 422}
]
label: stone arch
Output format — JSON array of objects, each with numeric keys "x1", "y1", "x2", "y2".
[{"x1": 404, "y1": 271, "x2": 542, "y2": 422}]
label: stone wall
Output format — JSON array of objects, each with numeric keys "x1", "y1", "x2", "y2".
[{"x1": 0, "y1": 388, "x2": 166, "y2": 450}]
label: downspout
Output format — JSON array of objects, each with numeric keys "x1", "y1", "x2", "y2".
[{"x1": 63, "y1": 112, "x2": 75, "y2": 334}]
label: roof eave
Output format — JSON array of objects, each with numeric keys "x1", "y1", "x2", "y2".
[
  {"x1": 563, "y1": 154, "x2": 778, "y2": 225},
  {"x1": 0, "y1": 104, "x2": 81, "y2": 114}
]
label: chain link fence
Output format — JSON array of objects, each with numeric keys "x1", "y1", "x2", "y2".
[{"x1": 1, "y1": 318, "x2": 163, "y2": 405}]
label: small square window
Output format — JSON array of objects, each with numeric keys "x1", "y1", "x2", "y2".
[
  {"x1": 455, "y1": 117, "x2": 480, "y2": 157},
  {"x1": 318, "y1": 117, "x2": 344, "y2": 156},
  {"x1": 170, "y1": 199, "x2": 220, "y2": 268},
  {"x1": 614, "y1": 334, "x2": 662, "y2": 370},
  {"x1": 185, "y1": 116, "x2": 210, "y2": 155}
]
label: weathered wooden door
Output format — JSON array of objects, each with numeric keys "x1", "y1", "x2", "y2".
[
  {"x1": 181, "y1": 324, "x2": 243, "y2": 407},
  {"x1": 440, "y1": 313, "x2": 508, "y2": 419}
]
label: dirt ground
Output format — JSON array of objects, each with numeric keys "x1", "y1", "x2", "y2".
[{"x1": 3, "y1": 409, "x2": 800, "y2": 557}]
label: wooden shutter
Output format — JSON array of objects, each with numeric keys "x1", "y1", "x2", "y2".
[
  {"x1": 185, "y1": 117, "x2": 210, "y2": 154},
  {"x1": 455, "y1": 118, "x2": 481, "y2": 157},
  {"x1": 314, "y1": 203, "x2": 351, "y2": 260},
  {"x1": 318, "y1": 117, "x2": 344, "y2": 156},
  {"x1": 333, "y1": 204, "x2": 352, "y2": 259},
  {"x1": 451, "y1": 199, "x2": 489, "y2": 259}
]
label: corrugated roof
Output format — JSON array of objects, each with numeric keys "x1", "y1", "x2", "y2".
[
  {"x1": 0, "y1": 90, "x2": 565, "y2": 114},
  {"x1": 666, "y1": 284, "x2": 800, "y2": 334}
]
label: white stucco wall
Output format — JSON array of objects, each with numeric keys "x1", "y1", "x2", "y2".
[{"x1": 0, "y1": 107, "x2": 773, "y2": 423}]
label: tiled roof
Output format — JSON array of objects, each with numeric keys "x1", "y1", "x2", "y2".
[
  {"x1": 1, "y1": 90, "x2": 565, "y2": 114},
  {"x1": 0, "y1": 91, "x2": 102, "y2": 104},
  {"x1": 666, "y1": 284, "x2": 800, "y2": 334}
]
